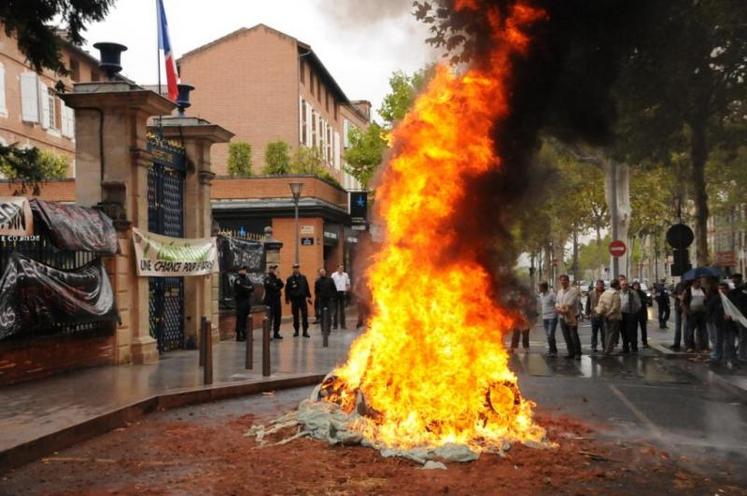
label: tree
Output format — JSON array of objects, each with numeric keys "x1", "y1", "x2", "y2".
[
  {"x1": 262, "y1": 141, "x2": 290, "y2": 175},
  {"x1": 612, "y1": 0, "x2": 747, "y2": 265},
  {"x1": 227, "y1": 141, "x2": 252, "y2": 177},
  {"x1": 377, "y1": 67, "x2": 433, "y2": 128},
  {"x1": 343, "y1": 123, "x2": 387, "y2": 189},
  {"x1": 0, "y1": 145, "x2": 68, "y2": 194},
  {"x1": 0, "y1": 0, "x2": 116, "y2": 74}
]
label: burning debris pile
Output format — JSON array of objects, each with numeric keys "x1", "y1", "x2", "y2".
[
  {"x1": 247, "y1": 1, "x2": 554, "y2": 464},
  {"x1": 246, "y1": 374, "x2": 549, "y2": 465}
]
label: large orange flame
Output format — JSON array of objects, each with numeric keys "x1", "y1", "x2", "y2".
[{"x1": 325, "y1": 2, "x2": 547, "y2": 451}]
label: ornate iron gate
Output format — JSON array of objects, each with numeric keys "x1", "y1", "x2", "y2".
[{"x1": 147, "y1": 136, "x2": 186, "y2": 352}]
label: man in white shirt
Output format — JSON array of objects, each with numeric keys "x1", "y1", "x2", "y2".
[
  {"x1": 555, "y1": 274, "x2": 582, "y2": 360},
  {"x1": 331, "y1": 264, "x2": 351, "y2": 330},
  {"x1": 538, "y1": 282, "x2": 558, "y2": 356}
]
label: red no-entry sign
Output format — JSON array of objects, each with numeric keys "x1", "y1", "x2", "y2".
[{"x1": 609, "y1": 240, "x2": 626, "y2": 257}]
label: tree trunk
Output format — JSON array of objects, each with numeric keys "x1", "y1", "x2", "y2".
[
  {"x1": 572, "y1": 229, "x2": 580, "y2": 281},
  {"x1": 602, "y1": 158, "x2": 631, "y2": 277},
  {"x1": 690, "y1": 119, "x2": 710, "y2": 266}
]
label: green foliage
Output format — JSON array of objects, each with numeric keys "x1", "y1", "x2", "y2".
[
  {"x1": 0, "y1": 144, "x2": 68, "y2": 194},
  {"x1": 575, "y1": 235, "x2": 612, "y2": 277},
  {"x1": 262, "y1": 141, "x2": 291, "y2": 175},
  {"x1": 629, "y1": 164, "x2": 676, "y2": 238},
  {"x1": 378, "y1": 67, "x2": 433, "y2": 128},
  {"x1": 227, "y1": 141, "x2": 252, "y2": 177},
  {"x1": 0, "y1": 0, "x2": 115, "y2": 74},
  {"x1": 343, "y1": 123, "x2": 387, "y2": 189},
  {"x1": 289, "y1": 146, "x2": 341, "y2": 188}
]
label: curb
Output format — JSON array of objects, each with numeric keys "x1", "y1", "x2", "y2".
[{"x1": 0, "y1": 373, "x2": 325, "y2": 474}]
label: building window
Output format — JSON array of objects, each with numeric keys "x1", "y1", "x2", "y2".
[
  {"x1": 47, "y1": 91, "x2": 57, "y2": 130},
  {"x1": 326, "y1": 125, "x2": 332, "y2": 164},
  {"x1": 300, "y1": 61, "x2": 305, "y2": 85},
  {"x1": 317, "y1": 78, "x2": 321, "y2": 102},
  {"x1": 325, "y1": 91, "x2": 329, "y2": 113},
  {"x1": 343, "y1": 119, "x2": 351, "y2": 148},
  {"x1": 300, "y1": 97, "x2": 307, "y2": 144},
  {"x1": 310, "y1": 72, "x2": 314, "y2": 96},
  {"x1": 311, "y1": 110, "x2": 317, "y2": 147},
  {"x1": 70, "y1": 59, "x2": 80, "y2": 81},
  {"x1": 333, "y1": 99, "x2": 338, "y2": 121}
]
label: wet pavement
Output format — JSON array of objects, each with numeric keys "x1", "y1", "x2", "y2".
[
  {"x1": 1, "y1": 311, "x2": 746, "y2": 485},
  {"x1": 0, "y1": 320, "x2": 358, "y2": 459}
]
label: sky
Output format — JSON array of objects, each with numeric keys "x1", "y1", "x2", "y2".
[{"x1": 81, "y1": 0, "x2": 435, "y2": 121}]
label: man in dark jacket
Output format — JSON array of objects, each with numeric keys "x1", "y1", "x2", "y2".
[
  {"x1": 233, "y1": 266, "x2": 254, "y2": 341},
  {"x1": 286, "y1": 263, "x2": 312, "y2": 337},
  {"x1": 263, "y1": 264, "x2": 284, "y2": 339},
  {"x1": 314, "y1": 268, "x2": 337, "y2": 331},
  {"x1": 655, "y1": 281, "x2": 671, "y2": 329}
]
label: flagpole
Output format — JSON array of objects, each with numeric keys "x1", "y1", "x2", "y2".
[{"x1": 156, "y1": 0, "x2": 163, "y2": 134}]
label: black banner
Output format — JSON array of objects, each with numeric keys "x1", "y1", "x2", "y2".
[
  {"x1": 0, "y1": 254, "x2": 118, "y2": 341},
  {"x1": 218, "y1": 236, "x2": 264, "y2": 272},
  {"x1": 31, "y1": 199, "x2": 118, "y2": 255}
]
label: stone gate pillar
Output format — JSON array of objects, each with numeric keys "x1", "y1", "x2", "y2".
[
  {"x1": 63, "y1": 82, "x2": 175, "y2": 364},
  {"x1": 148, "y1": 117, "x2": 233, "y2": 345}
]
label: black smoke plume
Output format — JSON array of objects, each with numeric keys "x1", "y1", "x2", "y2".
[{"x1": 414, "y1": 0, "x2": 657, "y2": 295}]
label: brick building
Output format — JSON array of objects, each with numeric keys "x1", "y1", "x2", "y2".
[
  {"x1": 179, "y1": 24, "x2": 370, "y2": 292},
  {"x1": 178, "y1": 24, "x2": 370, "y2": 183},
  {"x1": 0, "y1": 28, "x2": 108, "y2": 177}
]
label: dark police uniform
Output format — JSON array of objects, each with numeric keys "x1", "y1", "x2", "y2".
[
  {"x1": 286, "y1": 272, "x2": 312, "y2": 336},
  {"x1": 314, "y1": 274, "x2": 337, "y2": 329},
  {"x1": 263, "y1": 271, "x2": 284, "y2": 338},
  {"x1": 233, "y1": 273, "x2": 254, "y2": 341}
]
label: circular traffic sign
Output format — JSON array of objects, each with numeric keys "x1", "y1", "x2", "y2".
[
  {"x1": 666, "y1": 223, "x2": 694, "y2": 249},
  {"x1": 609, "y1": 240, "x2": 626, "y2": 257}
]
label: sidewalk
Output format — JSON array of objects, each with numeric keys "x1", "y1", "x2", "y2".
[{"x1": 0, "y1": 319, "x2": 359, "y2": 470}]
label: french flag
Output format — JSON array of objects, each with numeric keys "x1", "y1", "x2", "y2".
[{"x1": 157, "y1": 0, "x2": 178, "y2": 101}]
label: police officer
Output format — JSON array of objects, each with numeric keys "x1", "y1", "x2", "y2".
[
  {"x1": 314, "y1": 268, "x2": 337, "y2": 331},
  {"x1": 286, "y1": 263, "x2": 312, "y2": 337},
  {"x1": 233, "y1": 266, "x2": 254, "y2": 341},
  {"x1": 263, "y1": 264, "x2": 284, "y2": 340}
]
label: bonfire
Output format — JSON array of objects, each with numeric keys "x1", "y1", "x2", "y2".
[{"x1": 249, "y1": 1, "x2": 551, "y2": 464}]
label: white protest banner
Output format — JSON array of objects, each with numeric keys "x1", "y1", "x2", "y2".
[
  {"x1": 132, "y1": 227, "x2": 218, "y2": 277},
  {"x1": 0, "y1": 197, "x2": 33, "y2": 236}
]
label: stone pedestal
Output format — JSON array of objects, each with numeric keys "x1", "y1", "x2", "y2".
[
  {"x1": 148, "y1": 117, "x2": 233, "y2": 346},
  {"x1": 64, "y1": 82, "x2": 175, "y2": 364}
]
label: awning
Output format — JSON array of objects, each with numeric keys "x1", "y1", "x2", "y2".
[{"x1": 31, "y1": 199, "x2": 118, "y2": 255}]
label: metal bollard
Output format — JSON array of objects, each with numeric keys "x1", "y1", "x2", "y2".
[
  {"x1": 262, "y1": 316, "x2": 271, "y2": 377},
  {"x1": 199, "y1": 316, "x2": 207, "y2": 366},
  {"x1": 203, "y1": 319, "x2": 213, "y2": 385},
  {"x1": 245, "y1": 314, "x2": 253, "y2": 370},
  {"x1": 322, "y1": 306, "x2": 329, "y2": 348}
]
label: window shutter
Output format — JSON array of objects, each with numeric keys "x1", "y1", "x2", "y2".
[
  {"x1": 20, "y1": 73, "x2": 39, "y2": 123},
  {"x1": 68, "y1": 106, "x2": 75, "y2": 139},
  {"x1": 305, "y1": 102, "x2": 312, "y2": 147},
  {"x1": 334, "y1": 131, "x2": 341, "y2": 170},
  {"x1": 38, "y1": 80, "x2": 50, "y2": 129},
  {"x1": 299, "y1": 96, "x2": 304, "y2": 144},
  {"x1": 0, "y1": 64, "x2": 6, "y2": 115},
  {"x1": 61, "y1": 102, "x2": 74, "y2": 138}
]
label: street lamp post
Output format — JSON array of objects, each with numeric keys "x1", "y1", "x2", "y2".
[{"x1": 289, "y1": 182, "x2": 304, "y2": 266}]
